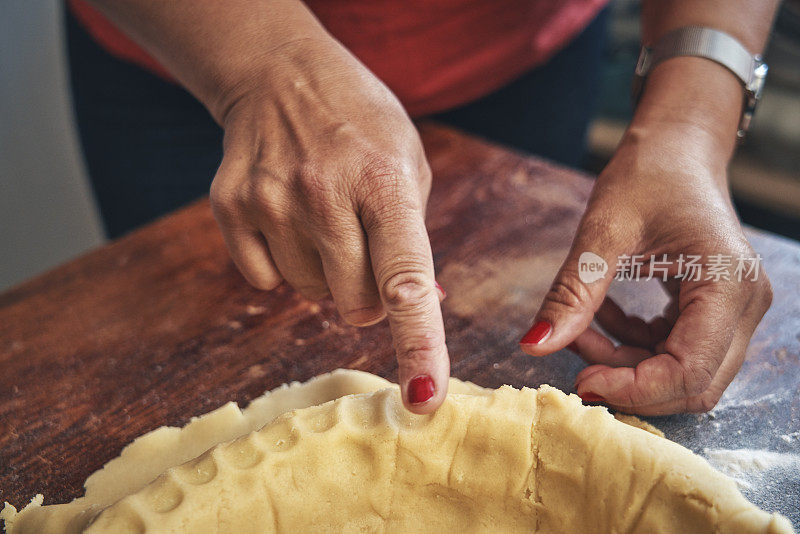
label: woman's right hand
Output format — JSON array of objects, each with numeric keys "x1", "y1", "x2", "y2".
[{"x1": 209, "y1": 37, "x2": 449, "y2": 413}]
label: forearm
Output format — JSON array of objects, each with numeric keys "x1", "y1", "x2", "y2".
[
  {"x1": 87, "y1": 0, "x2": 336, "y2": 121},
  {"x1": 632, "y1": 1, "x2": 780, "y2": 162}
]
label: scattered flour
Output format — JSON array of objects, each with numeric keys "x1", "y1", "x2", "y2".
[
  {"x1": 704, "y1": 448, "x2": 800, "y2": 491},
  {"x1": 780, "y1": 431, "x2": 800, "y2": 444},
  {"x1": 711, "y1": 392, "x2": 782, "y2": 413}
]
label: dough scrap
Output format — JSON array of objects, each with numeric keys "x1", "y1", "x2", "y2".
[
  {"x1": 614, "y1": 413, "x2": 665, "y2": 437},
  {"x1": 2, "y1": 370, "x2": 793, "y2": 534}
]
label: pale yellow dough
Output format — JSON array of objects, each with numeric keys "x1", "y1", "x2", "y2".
[
  {"x1": 2, "y1": 370, "x2": 793, "y2": 533},
  {"x1": 1, "y1": 370, "x2": 483, "y2": 533}
]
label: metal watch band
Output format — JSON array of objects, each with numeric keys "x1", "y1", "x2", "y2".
[{"x1": 632, "y1": 26, "x2": 768, "y2": 140}]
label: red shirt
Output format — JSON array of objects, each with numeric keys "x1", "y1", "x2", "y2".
[{"x1": 68, "y1": 0, "x2": 607, "y2": 117}]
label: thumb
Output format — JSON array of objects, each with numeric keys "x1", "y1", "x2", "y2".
[{"x1": 520, "y1": 216, "x2": 632, "y2": 356}]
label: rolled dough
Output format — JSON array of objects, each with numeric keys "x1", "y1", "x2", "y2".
[
  {"x1": 2, "y1": 370, "x2": 793, "y2": 533},
  {"x1": 1, "y1": 370, "x2": 484, "y2": 533}
]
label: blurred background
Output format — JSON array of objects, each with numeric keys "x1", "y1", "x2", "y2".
[{"x1": 1, "y1": 1, "x2": 799, "y2": 291}]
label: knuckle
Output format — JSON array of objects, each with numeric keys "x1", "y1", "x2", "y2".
[
  {"x1": 361, "y1": 152, "x2": 416, "y2": 184},
  {"x1": 209, "y1": 180, "x2": 240, "y2": 223},
  {"x1": 579, "y1": 208, "x2": 639, "y2": 249},
  {"x1": 249, "y1": 180, "x2": 292, "y2": 228},
  {"x1": 755, "y1": 276, "x2": 773, "y2": 312},
  {"x1": 417, "y1": 159, "x2": 433, "y2": 189},
  {"x1": 693, "y1": 391, "x2": 721, "y2": 413},
  {"x1": 361, "y1": 191, "x2": 418, "y2": 233},
  {"x1": 545, "y1": 275, "x2": 591, "y2": 314},
  {"x1": 681, "y1": 360, "x2": 714, "y2": 397},
  {"x1": 395, "y1": 331, "x2": 445, "y2": 365},
  {"x1": 625, "y1": 364, "x2": 660, "y2": 407},
  {"x1": 250, "y1": 178, "x2": 278, "y2": 209},
  {"x1": 356, "y1": 156, "x2": 421, "y2": 227},
  {"x1": 380, "y1": 270, "x2": 433, "y2": 313}
]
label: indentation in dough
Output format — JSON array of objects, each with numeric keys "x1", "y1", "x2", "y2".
[
  {"x1": 256, "y1": 417, "x2": 300, "y2": 452},
  {"x1": 93, "y1": 505, "x2": 146, "y2": 534},
  {"x1": 383, "y1": 394, "x2": 431, "y2": 431},
  {"x1": 175, "y1": 453, "x2": 217, "y2": 485},
  {"x1": 139, "y1": 473, "x2": 184, "y2": 513},
  {"x1": 337, "y1": 394, "x2": 386, "y2": 431},
  {"x1": 298, "y1": 405, "x2": 339, "y2": 433},
  {"x1": 222, "y1": 437, "x2": 265, "y2": 470}
]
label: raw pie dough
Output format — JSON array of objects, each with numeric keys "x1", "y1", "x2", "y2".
[{"x1": 1, "y1": 370, "x2": 793, "y2": 533}]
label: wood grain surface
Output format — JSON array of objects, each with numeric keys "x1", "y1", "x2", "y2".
[{"x1": 1, "y1": 124, "x2": 798, "y2": 525}]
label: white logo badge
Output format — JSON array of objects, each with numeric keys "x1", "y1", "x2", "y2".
[{"x1": 578, "y1": 251, "x2": 608, "y2": 284}]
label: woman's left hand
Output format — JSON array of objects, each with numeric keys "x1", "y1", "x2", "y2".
[{"x1": 519, "y1": 123, "x2": 773, "y2": 415}]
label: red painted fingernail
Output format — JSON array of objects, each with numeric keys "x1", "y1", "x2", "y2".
[
  {"x1": 579, "y1": 392, "x2": 606, "y2": 403},
  {"x1": 434, "y1": 280, "x2": 446, "y2": 298},
  {"x1": 520, "y1": 321, "x2": 552, "y2": 345},
  {"x1": 567, "y1": 342, "x2": 579, "y2": 353},
  {"x1": 408, "y1": 375, "x2": 435, "y2": 405}
]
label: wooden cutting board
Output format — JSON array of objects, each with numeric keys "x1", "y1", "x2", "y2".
[{"x1": 1, "y1": 124, "x2": 798, "y2": 526}]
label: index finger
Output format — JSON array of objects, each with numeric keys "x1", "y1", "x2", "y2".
[{"x1": 359, "y1": 173, "x2": 449, "y2": 414}]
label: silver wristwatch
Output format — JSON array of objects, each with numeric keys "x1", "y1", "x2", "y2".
[{"x1": 632, "y1": 26, "x2": 768, "y2": 141}]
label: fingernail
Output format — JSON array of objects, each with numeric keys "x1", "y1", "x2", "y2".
[
  {"x1": 579, "y1": 392, "x2": 606, "y2": 403},
  {"x1": 567, "y1": 342, "x2": 579, "y2": 353},
  {"x1": 520, "y1": 321, "x2": 552, "y2": 345},
  {"x1": 434, "y1": 280, "x2": 447, "y2": 299},
  {"x1": 408, "y1": 375, "x2": 435, "y2": 405}
]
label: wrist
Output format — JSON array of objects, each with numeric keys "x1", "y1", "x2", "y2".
[
  {"x1": 211, "y1": 34, "x2": 337, "y2": 125},
  {"x1": 612, "y1": 120, "x2": 732, "y2": 192},
  {"x1": 631, "y1": 56, "x2": 744, "y2": 161}
]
